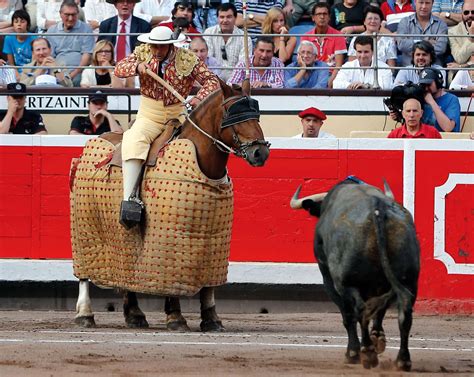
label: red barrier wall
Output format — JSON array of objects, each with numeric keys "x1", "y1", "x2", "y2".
[{"x1": 0, "y1": 137, "x2": 473, "y2": 313}]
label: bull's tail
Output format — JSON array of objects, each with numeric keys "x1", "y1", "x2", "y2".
[{"x1": 371, "y1": 197, "x2": 415, "y2": 308}]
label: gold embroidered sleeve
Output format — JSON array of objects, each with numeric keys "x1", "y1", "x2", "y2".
[
  {"x1": 193, "y1": 60, "x2": 220, "y2": 101},
  {"x1": 115, "y1": 53, "x2": 140, "y2": 78}
]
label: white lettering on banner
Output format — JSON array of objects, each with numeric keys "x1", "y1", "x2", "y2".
[
  {"x1": 434, "y1": 174, "x2": 474, "y2": 275},
  {"x1": 27, "y1": 96, "x2": 88, "y2": 110}
]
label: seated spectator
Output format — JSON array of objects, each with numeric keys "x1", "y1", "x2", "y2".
[
  {"x1": 133, "y1": 0, "x2": 174, "y2": 28},
  {"x1": 432, "y1": 0, "x2": 464, "y2": 27},
  {"x1": 0, "y1": 83, "x2": 48, "y2": 134},
  {"x1": 293, "y1": 107, "x2": 335, "y2": 138},
  {"x1": 203, "y1": 3, "x2": 253, "y2": 83},
  {"x1": 0, "y1": 0, "x2": 21, "y2": 33},
  {"x1": 284, "y1": 40, "x2": 329, "y2": 88},
  {"x1": 98, "y1": 0, "x2": 151, "y2": 63},
  {"x1": 380, "y1": 0, "x2": 415, "y2": 31},
  {"x1": 160, "y1": 1, "x2": 200, "y2": 36},
  {"x1": 301, "y1": 2, "x2": 347, "y2": 88},
  {"x1": 46, "y1": 0, "x2": 95, "y2": 87},
  {"x1": 0, "y1": 58, "x2": 16, "y2": 85},
  {"x1": 388, "y1": 98, "x2": 441, "y2": 138},
  {"x1": 261, "y1": 7, "x2": 297, "y2": 66},
  {"x1": 448, "y1": 0, "x2": 474, "y2": 70},
  {"x1": 394, "y1": 40, "x2": 445, "y2": 86},
  {"x1": 227, "y1": 36, "x2": 284, "y2": 88},
  {"x1": 333, "y1": 35, "x2": 393, "y2": 89},
  {"x1": 3, "y1": 10, "x2": 36, "y2": 81},
  {"x1": 189, "y1": 37, "x2": 223, "y2": 78},
  {"x1": 81, "y1": 40, "x2": 134, "y2": 88},
  {"x1": 192, "y1": 0, "x2": 223, "y2": 31},
  {"x1": 37, "y1": 0, "x2": 86, "y2": 32},
  {"x1": 290, "y1": 0, "x2": 319, "y2": 27},
  {"x1": 69, "y1": 91, "x2": 123, "y2": 135},
  {"x1": 396, "y1": 0, "x2": 448, "y2": 67},
  {"x1": 234, "y1": 0, "x2": 284, "y2": 38},
  {"x1": 449, "y1": 58, "x2": 474, "y2": 89},
  {"x1": 84, "y1": 0, "x2": 118, "y2": 33},
  {"x1": 330, "y1": 0, "x2": 367, "y2": 35},
  {"x1": 347, "y1": 6, "x2": 397, "y2": 68},
  {"x1": 20, "y1": 37, "x2": 73, "y2": 87},
  {"x1": 419, "y1": 67, "x2": 460, "y2": 132}
]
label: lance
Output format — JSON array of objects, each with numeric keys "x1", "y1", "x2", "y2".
[{"x1": 242, "y1": 0, "x2": 250, "y2": 80}]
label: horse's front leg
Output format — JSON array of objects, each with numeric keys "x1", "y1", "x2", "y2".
[
  {"x1": 123, "y1": 291, "x2": 149, "y2": 328},
  {"x1": 75, "y1": 279, "x2": 96, "y2": 328},
  {"x1": 165, "y1": 297, "x2": 190, "y2": 332},
  {"x1": 200, "y1": 287, "x2": 225, "y2": 332}
]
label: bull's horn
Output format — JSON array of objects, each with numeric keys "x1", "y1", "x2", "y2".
[
  {"x1": 290, "y1": 185, "x2": 328, "y2": 209},
  {"x1": 383, "y1": 178, "x2": 394, "y2": 200}
]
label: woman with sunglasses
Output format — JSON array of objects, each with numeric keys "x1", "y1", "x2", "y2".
[
  {"x1": 261, "y1": 7, "x2": 296, "y2": 66},
  {"x1": 81, "y1": 40, "x2": 134, "y2": 88}
]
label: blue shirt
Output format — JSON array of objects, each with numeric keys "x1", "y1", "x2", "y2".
[
  {"x1": 284, "y1": 61, "x2": 329, "y2": 89},
  {"x1": 422, "y1": 92, "x2": 461, "y2": 132},
  {"x1": 2, "y1": 35, "x2": 37, "y2": 72}
]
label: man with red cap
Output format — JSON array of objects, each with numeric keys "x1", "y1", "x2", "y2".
[{"x1": 294, "y1": 107, "x2": 335, "y2": 138}]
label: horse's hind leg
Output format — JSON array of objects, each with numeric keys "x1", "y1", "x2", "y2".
[
  {"x1": 165, "y1": 297, "x2": 190, "y2": 332},
  {"x1": 200, "y1": 287, "x2": 225, "y2": 332},
  {"x1": 75, "y1": 279, "x2": 96, "y2": 328},
  {"x1": 123, "y1": 291, "x2": 149, "y2": 328}
]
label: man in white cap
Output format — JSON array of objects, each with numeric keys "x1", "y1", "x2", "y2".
[{"x1": 115, "y1": 25, "x2": 220, "y2": 228}]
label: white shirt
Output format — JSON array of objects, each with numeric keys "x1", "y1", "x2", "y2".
[
  {"x1": 333, "y1": 59, "x2": 393, "y2": 90},
  {"x1": 37, "y1": 0, "x2": 62, "y2": 31},
  {"x1": 449, "y1": 69, "x2": 474, "y2": 90},
  {"x1": 133, "y1": 0, "x2": 174, "y2": 23},
  {"x1": 292, "y1": 131, "x2": 336, "y2": 139},
  {"x1": 84, "y1": 0, "x2": 117, "y2": 30}
]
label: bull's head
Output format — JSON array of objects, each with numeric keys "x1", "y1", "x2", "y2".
[{"x1": 290, "y1": 185, "x2": 328, "y2": 218}]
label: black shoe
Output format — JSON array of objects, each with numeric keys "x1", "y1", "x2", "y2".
[{"x1": 119, "y1": 198, "x2": 145, "y2": 229}]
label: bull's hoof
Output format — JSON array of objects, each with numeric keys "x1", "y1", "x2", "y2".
[
  {"x1": 344, "y1": 350, "x2": 360, "y2": 364},
  {"x1": 125, "y1": 315, "x2": 149, "y2": 328},
  {"x1": 200, "y1": 319, "x2": 225, "y2": 333},
  {"x1": 396, "y1": 359, "x2": 412, "y2": 371},
  {"x1": 360, "y1": 346, "x2": 378, "y2": 369},
  {"x1": 74, "y1": 315, "x2": 96, "y2": 328},
  {"x1": 370, "y1": 331, "x2": 386, "y2": 354}
]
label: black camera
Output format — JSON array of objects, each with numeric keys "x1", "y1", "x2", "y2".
[{"x1": 384, "y1": 81, "x2": 425, "y2": 123}]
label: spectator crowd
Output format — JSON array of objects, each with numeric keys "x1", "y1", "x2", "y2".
[{"x1": 0, "y1": 0, "x2": 472, "y2": 135}]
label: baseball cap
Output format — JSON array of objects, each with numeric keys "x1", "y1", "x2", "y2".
[
  {"x1": 88, "y1": 90, "x2": 108, "y2": 103},
  {"x1": 7, "y1": 82, "x2": 26, "y2": 97},
  {"x1": 298, "y1": 107, "x2": 327, "y2": 121},
  {"x1": 419, "y1": 68, "x2": 443, "y2": 85}
]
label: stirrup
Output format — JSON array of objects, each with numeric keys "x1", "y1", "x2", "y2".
[{"x1": 119, "y1": 197, "x2": 145, "y2": 229}]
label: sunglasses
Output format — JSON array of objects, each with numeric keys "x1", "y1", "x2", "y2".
[
  {"x1": 221, "y1": 46, "x2": 227, "y2": 61},
  {"x1": 463, "y1": 10, "x2": 474, "y2": 15}
]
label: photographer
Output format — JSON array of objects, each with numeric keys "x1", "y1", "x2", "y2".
[{"x1": 388, "y1": 68, "x2": 460, "y2": 132}]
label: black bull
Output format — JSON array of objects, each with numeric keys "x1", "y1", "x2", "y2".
[{"x1": 291, "y1": 178, "x2": 420, "y2": 371}]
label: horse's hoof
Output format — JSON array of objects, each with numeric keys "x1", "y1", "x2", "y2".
[
  {"x1": 166, "y1": 320, "x2": 191, "y2": 332},
  {"x1": 344, "y1": 350, "x2": 360, "y2": 364},
  {"x1": 126, "y1": 315, "x2": 149, "y2": 328},
  {"x1": 75, "y1": 316, "x2": 96, "y2": 328},
  {"x1": 200, "y1": 319, "x2": 225, "y2": 332},
  {"x1": 396, "y1": 359, "x2": 412, "y2": 371}
]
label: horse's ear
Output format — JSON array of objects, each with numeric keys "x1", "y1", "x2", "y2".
[
  {"x1": 219, "y1": 77, "x2": 235, "y2": 99},
  {"x1": 242, "y1": 78, "x2": 251, "y2": 96}
]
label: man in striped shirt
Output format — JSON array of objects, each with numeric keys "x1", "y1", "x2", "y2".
[
  {"x1": 227, "y1": 36, "x2": 284, "y2": 88},
  {"x1": 0, "y1": 59, "x2": 16, "y2": 87}
]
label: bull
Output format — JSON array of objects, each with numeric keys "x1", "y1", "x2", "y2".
[{"x1": 290, "y1": 177, "x2": 420, "y2": 371}]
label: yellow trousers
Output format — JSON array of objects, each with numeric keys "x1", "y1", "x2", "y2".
[{"x1": 122, "y1": 96, "x2": 185, "y2": 161}]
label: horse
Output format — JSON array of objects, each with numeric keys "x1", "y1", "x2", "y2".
[{"x1": 71, "y1": 79, "x2": 270, "y2": 331}]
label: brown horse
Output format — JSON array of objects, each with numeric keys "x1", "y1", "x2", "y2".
[{"x1": 72, "y1": 79, "x2": 270, "y2": 331}]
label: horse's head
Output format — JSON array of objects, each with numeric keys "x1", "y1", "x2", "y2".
[{"x1": 218, "y1": 79, "x2": 270, "y2": 167}]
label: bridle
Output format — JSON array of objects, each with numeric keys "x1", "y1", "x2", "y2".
[{"x1": 183, "y1": 94, "x2": 270, "y2": 159}]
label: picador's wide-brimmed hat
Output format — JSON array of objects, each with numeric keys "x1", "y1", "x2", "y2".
[
  {"x1": 106, "y1": 0, "x2": 141, "y2": 4},
  {"x1": 137, "y1": 26, "x2": 186, "y2": 45}
]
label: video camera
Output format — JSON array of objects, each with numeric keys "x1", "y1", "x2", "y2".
[{"x1": 383, "y1": 82, "x2": 426, "y2": 123}]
